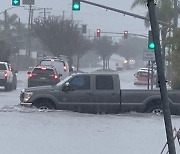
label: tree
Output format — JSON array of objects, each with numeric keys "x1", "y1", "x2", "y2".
[
  {"x1": 0, "y1": 13, "x2": 25, "y2": 62},
  {"x1": 0, "y1": 40, "x2": 11, "y2": 61},
  {"x1": 131, "y1": 0, "x2": 174, "y2": 68},
  {"x1": 93, "y1": 36, "x2": 119, "y2": 69},
  {"x1": 168, "y1": 29, "x2": 180, "y2": 89},
  {"x1": 74, "y1": 36, "x2": 92, "y2": 70},
  {"x1": 33, "y1": 16, "x2": 81, "y2": 57}
]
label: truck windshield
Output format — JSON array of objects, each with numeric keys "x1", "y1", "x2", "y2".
[{"x1": 56, "y1": 75, "x2": 72, "y2": 86}]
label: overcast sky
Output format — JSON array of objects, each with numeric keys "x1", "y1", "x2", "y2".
[{"x1": 1, "y1": 0, "x2": 149, "y2": 38}]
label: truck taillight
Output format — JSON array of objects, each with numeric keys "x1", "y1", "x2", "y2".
[
  {"x1": 63, "y1": 66, "x2": 67, "y2": 72},
  {"x1": 4, "y1": 71, "x2": 8, "y2": 79}
]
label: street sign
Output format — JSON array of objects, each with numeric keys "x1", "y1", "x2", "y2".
[
  {"x1": 22, "y1": 0, "x2": 34, "y2": 5},
  {"x1": 143, "y1": 49, "x2": 155, "y2": 61}
]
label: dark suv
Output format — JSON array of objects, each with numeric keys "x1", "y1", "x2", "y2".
[{"x1": 27, "y1": 66, "x2": 60, "y2": 87}]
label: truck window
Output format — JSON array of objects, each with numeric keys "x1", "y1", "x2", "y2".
[
  {"x1": 96, "y1": 75, "x2": 113, "y2": 90},
  {"x1": 69, "y1": 75, "x2": 90, "y2": 90}
]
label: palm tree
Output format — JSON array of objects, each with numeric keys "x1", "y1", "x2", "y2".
[{"x1": 131, "y1": 0, "x2": 174, "y2": 70}]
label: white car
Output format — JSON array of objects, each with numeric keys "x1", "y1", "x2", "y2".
[{"x1": 0, "y1": 62, "x2": 17, "y2": 91}]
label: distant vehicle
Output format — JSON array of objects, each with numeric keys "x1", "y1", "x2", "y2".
[
  {"x1": 27, "y1": 65, "x2": 60, "y2": 87},
  {"x1": 39, "y1": 57, "x2": 69, "y2": 80},
  {"x1": 0, "y1": 62, "x2": 17, "y2": 91},
  {"x1": 134, "y1": 69, "x2": 156, "y2": 85}
]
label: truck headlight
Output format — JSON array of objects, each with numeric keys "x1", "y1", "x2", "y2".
[{"x1": 23, "y1": 92, "x2": 33, "y2": 102}]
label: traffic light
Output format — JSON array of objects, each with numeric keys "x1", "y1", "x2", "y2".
[
  {"x1": 72, "y1": 0, "x2": 80, "y2": 11},
  {"x1": 96, "y1": 29, "x2": 101, "y2": 37},
  {"x1": 148, "y1": 30, "x2": 155, "y2": 50},
  {"x1": 124, "y1": 31, "x2": 128, "y2": 39},
  {"x1": 12, "y1": 0, "x2": 20, "y2": 6}
]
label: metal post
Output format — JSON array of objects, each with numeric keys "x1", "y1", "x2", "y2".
[
  {"x1": 150, "y1": 61, "x2": 154, "y2": 90},
  {"x1": 147, "y1": 0, "x2": 176, "y2": 154},
  {"x1": 4, "y1": 10, "x2": 7, "y2": 35},
  {"x1": 26, "y1": 3, "x2": 32, "y2": 68},
  {"x1": 147, "y1": 60, "x2": 150, "y2": 90}
]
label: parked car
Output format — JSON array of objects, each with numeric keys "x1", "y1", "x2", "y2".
[
  {"x1": 134, "y1": 69, "x2": 156, "y2": 85},
  {"x1": 39, "y1": 57, "x2": 69, "y2": 80},
  {"x1": 0, "y1": 62, "x2": 17, "y2": 91},
  {"x1": 27, "y1": 65, "x2": 60, "y2": 87}
]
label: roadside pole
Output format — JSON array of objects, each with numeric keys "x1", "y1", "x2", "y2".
[
  {"x1": 147, "y1": 60, "x2": 150, "y2": 90},
  {"x1": 147, "y1": 0, "x2": 176, "y2": 154},
  {"x1": 150, "y1": 62, "x2": 154, "y2": 90},
  {"x1": 26, "y1": 3, "x2": 32, "y2": 68}
]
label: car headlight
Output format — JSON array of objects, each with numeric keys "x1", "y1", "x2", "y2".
[{"x1": 23, "y1": 92, "x2": 33, "y2": 102}]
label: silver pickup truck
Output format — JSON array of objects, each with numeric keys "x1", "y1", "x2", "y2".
[{"x1": 20, "y1": 72, "x2": 180, "y2": 115}]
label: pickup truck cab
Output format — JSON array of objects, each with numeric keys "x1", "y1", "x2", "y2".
[{"x1": 20, "y1": 72, "x2": 180, "y2": 115}]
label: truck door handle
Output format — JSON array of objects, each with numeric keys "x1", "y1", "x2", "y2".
[
  {"x1": 85, "y1": 92, "x2": 91, "y2": 95},
  {"x1": 112, "y1": 93, "x2": 115, "y2": 97}
]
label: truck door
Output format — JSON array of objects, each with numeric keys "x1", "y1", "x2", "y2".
[
  {"x1": 59, "y1": 75, "x2": 92, "y2": 112},
  {"x1": 92, "y1": 75, "x2": 120, "y2": 113}
]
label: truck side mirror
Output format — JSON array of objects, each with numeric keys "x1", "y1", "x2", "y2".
[{"x1": 62, "y1": 82, "x2": 70, "y2": 92}]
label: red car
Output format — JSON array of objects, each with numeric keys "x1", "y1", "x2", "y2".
[{"x1": 134, "y1": 69, "x2": 156, "y2": 85}]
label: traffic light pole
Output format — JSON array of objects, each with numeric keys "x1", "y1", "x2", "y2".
[
  {"x1": 80, "y1": 0, "x2": 172, "y2": 27},
  {"x1": 147, "y1": 0, "x2": 176, "y2": 154}
]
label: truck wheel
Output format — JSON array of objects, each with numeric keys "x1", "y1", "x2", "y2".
[
  {"x1": 34, "y1": 100, "x2": 55, "y2": 110},
  {"x1": 148, "y1": 105, "x2": 163, "y2": 115}
]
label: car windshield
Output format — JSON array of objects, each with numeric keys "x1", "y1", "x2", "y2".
[
  {"x1": 33, "y1": 68, "x2": 54, "y2": 75},
  {"x1": 137, "y1": 71, "x2": 149, "y2": 77}
]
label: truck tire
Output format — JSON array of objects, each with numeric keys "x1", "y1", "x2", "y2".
[
  {"x1": 147, "y1": 105, "x2": 163, "y2": 115},
  {"x1": 34, "y1": 99, "x2": 55, "y2": 110}
]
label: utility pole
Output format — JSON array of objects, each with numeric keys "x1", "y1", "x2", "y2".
[
  {"x1": 147, "y1": 0, "x2": 176, "y2": 154},
  {"x1": 4, "y1": 9, "x2": 8, "y2": 38},
  {"x1": 39, "y1": 8, "x2": 52, "y2": 21},
  {"x1": 26, "y1": 3, "x2": 32, "y2": 68}
]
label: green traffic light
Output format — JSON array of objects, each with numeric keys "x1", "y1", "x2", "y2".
[
  {"x1": 12, "y1": 0, "x2": 20, "y2": 6},
  {"x1": 148, "y1": 42, "x2": 155, "y2": 50},
  {"x1": 72, "y1": 2, "x2": 80, "y2": 11}
]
